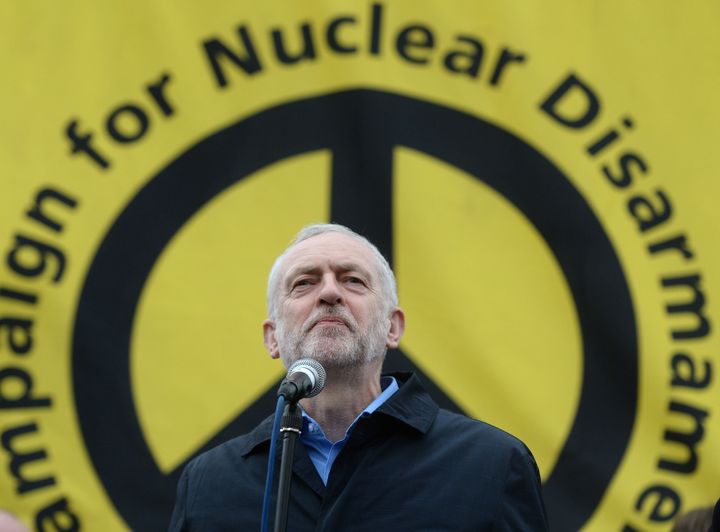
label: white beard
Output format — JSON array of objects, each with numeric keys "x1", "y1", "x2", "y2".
[{"x1": 275, "y1": 305, "x2": 389, "y2": 369}]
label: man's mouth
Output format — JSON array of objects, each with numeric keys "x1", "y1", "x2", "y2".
[{"x1": 308, "y1": 316, "x2": 349, "y2": 330}]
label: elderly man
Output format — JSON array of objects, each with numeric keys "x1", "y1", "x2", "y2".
[{"x1": 169, "y1": 224, "x2": 548, "y2": 531}]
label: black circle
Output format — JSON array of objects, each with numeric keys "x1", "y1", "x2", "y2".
[{"x1": 73, "y1": 89, "x2": 637, "y2": 531}]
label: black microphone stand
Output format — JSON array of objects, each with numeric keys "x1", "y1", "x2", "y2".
[{"x1": 273, "y1": 400, "x2": 303, "y2": 532}]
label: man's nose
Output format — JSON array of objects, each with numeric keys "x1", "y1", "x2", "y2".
[{"x1": 317, "y1": 275, "x2": 343, "y2": 305}]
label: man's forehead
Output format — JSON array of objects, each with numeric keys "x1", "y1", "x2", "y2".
[
  {"x1": 285, "y1": 258, "x2": 372, "y2": 278},
  {"x1": 286, "y1": 232, "x2": 373, "y2": 258},
  {"x1": 281, "y1": 233, "x2": 377, "y2": 277}
]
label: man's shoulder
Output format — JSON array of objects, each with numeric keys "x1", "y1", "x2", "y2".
[
  {"x1": 170, "y1": 419, "x2": 275, "y2": 530},
  {"x1": 185, "y1": 416, "x2": 273, "y2": 475},
  {"x1": 436, "y1": 407, "x2": 523, "y2": 437},
  {"x1": 432, "y1": 407, "x2": 532, "y2": 455},
  {"x1": 385, "y1": 372, "x2": 532, "y2": 455},
  {"x1": 430, "y1": 409, "x2": 543, "y2": 491}
]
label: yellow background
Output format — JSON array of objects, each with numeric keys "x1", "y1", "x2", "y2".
[{"x1": 1, "y1": 1, "x2": 719, "y2": 530}]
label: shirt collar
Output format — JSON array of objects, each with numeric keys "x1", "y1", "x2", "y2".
[
  {"x1": 364, "y1": 375, "x2": 400, "y2": 415},
  {"x1": 300, "y1": 376, "x2": 399, "y2": 440},
  {"x1": 238, "y1": 372, "x2": 438, "y2": 457}
]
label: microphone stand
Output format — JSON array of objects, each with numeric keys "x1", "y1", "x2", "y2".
[{"x1": 273, "y1": 400, "x2": 303, "y2": 532}]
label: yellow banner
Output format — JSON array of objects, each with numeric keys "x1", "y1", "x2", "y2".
[{"x1": 1, "y1": 1, "x2": 718, "y2": 530}]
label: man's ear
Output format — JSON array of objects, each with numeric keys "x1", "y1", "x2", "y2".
[
  {"x1": 263, "y1": 320, "x2": 280, "y2": 359},
  {"x1": 385, "y1": 307, "x2": 405, "y2": 349}
]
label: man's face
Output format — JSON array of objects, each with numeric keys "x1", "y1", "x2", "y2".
[{"x1": 263, "y1": 232, "x2": 400, "y2": 369}]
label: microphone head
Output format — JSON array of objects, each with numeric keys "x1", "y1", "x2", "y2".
[{"x1": 287, "y1": 358, "x2": 326, "y2": 398}]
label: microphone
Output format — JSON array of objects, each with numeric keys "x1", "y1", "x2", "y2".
[{"x1": 277, "y1": 359, "x2": 326, "y2": 402}]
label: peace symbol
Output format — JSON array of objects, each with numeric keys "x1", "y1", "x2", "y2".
[{"x1": 72, "y1": 89, "x2": 638, "y2": 531}]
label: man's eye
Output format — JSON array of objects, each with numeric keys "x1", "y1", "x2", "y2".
[
  {"x1": 344, "y1": 277, "x2": 363, "y2": 284},
  {"x1": 293, "y1": 279, "x2": 312, "y2": 288}
]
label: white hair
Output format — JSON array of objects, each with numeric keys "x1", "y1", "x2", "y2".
[{"x1": 266, "y1": 223, "x2": 398, "y2": 320}]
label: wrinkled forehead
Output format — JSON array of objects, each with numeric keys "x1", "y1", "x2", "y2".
[{"x1": 279, "y1": 233, "x2": 380, "y2": 282}]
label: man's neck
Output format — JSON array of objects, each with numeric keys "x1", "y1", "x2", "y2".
[{"x1": 299, "y1": 362, "x2": 383, "y2": 443}]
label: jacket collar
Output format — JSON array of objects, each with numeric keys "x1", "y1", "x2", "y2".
[
  {"x1": 375, "y1": 372, "x2": 438, "y2": 434},
  {"x1": 237, "y1": 372, "x2": 438, "y2": 457}
]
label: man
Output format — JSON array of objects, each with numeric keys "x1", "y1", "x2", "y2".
[{"x1": 169, "y1": 223, "x2": 548, "y2": 531}]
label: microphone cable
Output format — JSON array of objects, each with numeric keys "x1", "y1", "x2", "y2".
[{"x1": 260, "y1": 394, "x2": 285, "y2": 532}]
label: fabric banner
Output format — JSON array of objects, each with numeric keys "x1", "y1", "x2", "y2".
[{"x1": 1, "y1": 1, "x2": 718, "y2": 530}]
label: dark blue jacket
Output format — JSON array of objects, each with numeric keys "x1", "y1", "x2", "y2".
[{"x1": 169, "y1": 373, "x2": 549, "y2": 531}]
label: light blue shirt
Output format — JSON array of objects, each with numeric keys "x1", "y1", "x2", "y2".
[{"x1": 300, "y1": 376, "x2": 399, "y2": 485}]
